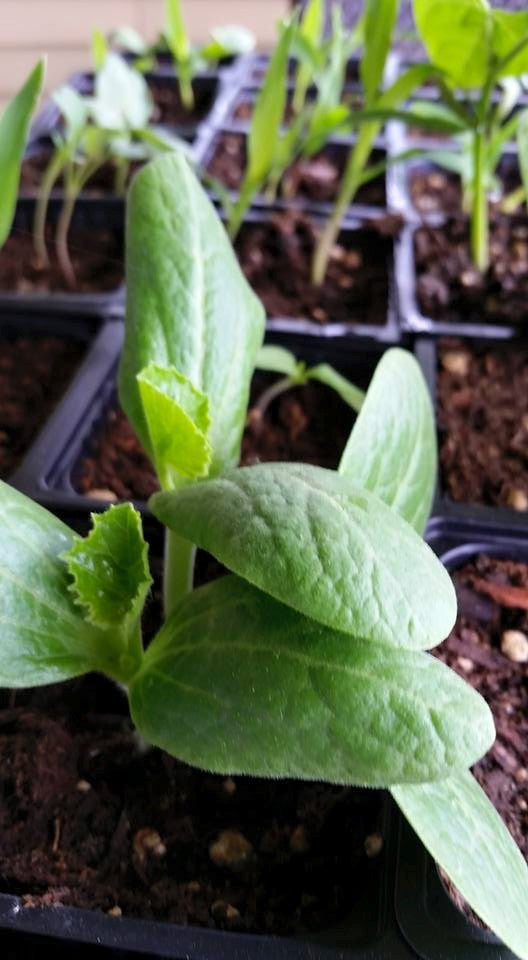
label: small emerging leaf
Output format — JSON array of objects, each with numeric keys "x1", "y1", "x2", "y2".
[
  {"x1": 150, "y1": 462, "x2": 456, "y2": 650},
  {"x1": 63, "y1": 503, "x2": 152, "y2": 629},
  {"x1": 393, "y1": 771, "x2": 528, "y2": 960},
  {"x1": 137, "y1": 363, "x2": 212, "y2": 490},
  {"x1": 307, "y1": 364, "x2": 365, "y2": 412},
  {"x1": 339, "y1": 349, "x2": 436, "y2": 536},
  {"x1": 130, "y1": 576, "x2": 494, "y2": 785}
]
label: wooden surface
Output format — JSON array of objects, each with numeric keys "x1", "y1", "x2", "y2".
[{"x1": 0, "y1": 0, "x2": 288, "y2": 108}]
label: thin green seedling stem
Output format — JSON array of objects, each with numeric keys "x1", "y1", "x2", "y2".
[
  {"x1": 227, "y1": 181, "x2": 258, "y2": 240},
  {"x1": 312, "y1": 121, "x2": 378, "y2": 285},
  {"x1": 33, "y1": 152, "x2": 65, "y2": 267},
  {"x1": 56, "y1": 158, "x2": 103, "y2": 288},
  {"x1": 252, "y1": 376, "x2": 298, "y2": 422},
  {"x1": 114, "y1": 156, "x2": 130, "y2": 196},
  {"x1": 163, "y1": 528, "x2": 196, "y2": 619},
  {"x1": 178, "y1": 61, "x2": 194, "y2": 110},
  {"x1": 471, "y1": 128, "x2": 489, "y2": 272}
]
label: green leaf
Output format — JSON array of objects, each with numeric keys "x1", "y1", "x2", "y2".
[
  {"x1": 62, "y1": 503, "x2": 152, "y2": 630},
  {"x1": 361, "y1": 0, "x2": 398, "y2": 106},
  {"x1": 111, "y1": 25, "x2": 148, "y2": 56},
  {"x1": 307, "y1": 364, "x2": 365, "y2": 412},
  {"x1": 517, "y1": 110, "x2": 528, "y2": 203},
  {"x1": 338, "y1": 349, "x2": 436, "y2": 536},
  {"x1": 150, "y1": 462, "x2": 456, "y2": 650},
  {"x1": 377, "y1": 63, "x2": 437, "y2": 111},
  {"x1": 256, "y1": 345, "x2": 299, "y2": 377},
  {"x1": 0, "y1": 482, "x2": 132, "y2": 687},
  {"x1": 165, "y1": 0, "x2": 189, "y2": 60},
  {"x1": 119, "y1": 150, "x2": 265, "y2": 476},
  {"x1": 137, "y1": 363, "x2": 212, "y2": 490},
  {"x1": 129, "y1": 575, "x2": 494, "y2": 784},
  {"x1": 90, "y1": 52, "x2": 152, "y2": 129},
  {"x1": 413, "y1": 0, "x2": 492, "y2": 89},
  {"x1": 392, "y1": 771, "x2": 528, "y2": 960},
  {"x1": 0, "y1": 58, "x2": 45, "y2": 247},
  {"x1": 53, "y1": 85, "x2": 90, "y2": 142},
  {"x1": 92, "y1": 27, "x2": 108, "y2": 70},
  {"x1": 293, "y1": 0, "x2": 324, "y2": 113},
  {"x1": 201, "y1": 25, "x2": 255, "y2": 60},
  {"x1": 246, "y1": 19, "x2": 295, "y2": 186},
  {"x1": 400, "y1": 99, "x2": 469, "y2": 134},
  {"x1": 492, "y1": 11, "x2": 528, "y2": 79}
]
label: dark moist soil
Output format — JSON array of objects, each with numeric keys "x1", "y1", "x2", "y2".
[
  {"x1": 0, "y1": 670, "x2": 383, "y2": 931},
  {"x1": 436, "y1": 555, "x2": 528, "y2": 920},
  {"x1": 74, "y1": 370, "x2": 358, "y2": 502},
  {"x1": 410, "y1": 157, "x2": 522, "y2": 217},
  {"x1": 206, "y1": 131, "x2": 386, "y2": 207},
  {"x1": 20, "y1": 151, "x2": 140, "y2": 197},
  {"x1": 0, "y1": 226, "x2": 123, "y2": 294},
  {"x1": 0, "y1": 336, "x2": 85, "y2": 478},
  {"x1": 414, "y1": 216, "x2": 528, "y2": 326},
  {"x1": 149, "y1": 78, "x2": 215, "y2": 127},
  {"x1": 235, "y1": 210, "x2": 395, "y2": 326},
  {"x1": 437, "y1": 338, "x2": 528, "y2": 512}
]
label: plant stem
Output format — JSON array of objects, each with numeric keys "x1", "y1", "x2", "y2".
[
  {"x1": 227, "y1": 181, "x2": 257, "y2": 241},
  {"x1": 179, "y1": 61, "x2": 195, "y2": 110},
  {"x1": 251, "y1": 376, "x2": 296, "y2": 424},
  {"x1": 114, "y1": 157, "x2": 130, "y2": 196},
  {"x1": 311, "y1": 121, "x2": 377, "y2": 286},
  {"x1": 33, "y1": 153, "x2": 64, "y2": 267},
  {"x1": 471, "y1": 129, "x2": 489, "y2": 273},
  {"x1": 55, "y1": 185, "x2": 78, "y2": 290},
  {"x1": 163, "y1": 529, "x2": 196, "y2": 620}
]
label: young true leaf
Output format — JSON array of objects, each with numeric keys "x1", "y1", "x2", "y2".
[
  {"x1": 339, "y1": 349, "x2": 436, "y2": 536},
  {"x1": 137, "y1": 363, "x2": 212, "y2": 490},
  {"x1": 0, "y1": 58, "x2": 45, "y2": 246},
  {"x1": 413, "y1": 0, "x2": 492, "y2": 89},
  {"x1": 361, "y1": 0, "x2": 398, "y2": 105},
  {"x1": 0, "y1": 482, "x2": 133, "y2": 687},
  {"x1": 90, "y1": 52, "x2": 152, "y2": 129},
  {"x1": 256, "y1": 345, "x2": 299, "y2": 377},
  {"x1": 119, "y1": 150, "x2": 265, "y2": 478},
  {"x1": 307, "y1": 364, "x2": 365, "y2": 412},
  {"x1": 150, "y1": 462, "x2": 456, "y2": 649},
  {"x1": 492, "y1": 10, "x2": 528, "y2": 78},
  {"x1": 130, "y1": 575, "x2": 493, "y2": 785},
  {"x1": 392, "y1": 771, "x2": 528, "y2": 960},
  {"x1": 62, "y1": 503, "x2": 152, "y2": 630}
]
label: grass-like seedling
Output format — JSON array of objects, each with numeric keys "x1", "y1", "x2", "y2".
[
  {"x1": 0, "y1": 59, "x2": 44, "y2": 247},
  {"x1": 1, "y1": 151, "x2": 527, "y2": 958}
]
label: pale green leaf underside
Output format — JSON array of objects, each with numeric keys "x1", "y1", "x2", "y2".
[
  {"x1": 130, "y1": 576, "x2": 493, "y2": 785},
  {"x1": 392, "y1": 772, "x2": 528, "y2": 960},
  {"x1": 0, "y1": 482, "x2": 120, "y2": 686},
  {"x1": 150, "y1": 462, "x2": 456, "y2": 649},
  {"x1": 137, "y1": 363, "x2": 212, "y2": 490},
  {"x1": 339, "y1": 349, "x2": 436, "y2": 536},
  {"x1": 119, "y1": 150, "x2": 265, "y2": 477},
  {"x1": 63, "y1": 503, "x2": 152, "y2": 629}
]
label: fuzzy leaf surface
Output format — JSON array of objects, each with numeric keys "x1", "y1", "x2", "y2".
[
  {"x1": 119, "y1": 151, "x2": 265, "y2": 476},
  {"x1": 0, "y1": 482, "x2": 127, "y2": 686},
  {"x1": 63, "y1": 503, "x2": 152, "y2": 630},
  {"x1": 137, "y1": 363, "x2": 211, "y2": 490},
  {"x1": 150, "y1": 463, "x2": 456, "y2": 649},
  {"x1": 130, "y1": 575, "x2": 493, "y2": 784},
  {"x1": 339, "y1": 349, "x2": 436, "y2": 536},
  {"x1": 393, "y1": 771, "x2": 528, "y2": 960}
]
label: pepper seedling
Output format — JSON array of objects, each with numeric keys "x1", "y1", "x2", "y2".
[
  {"x1": 0, "y1": 58, "x2": 45, "y2": 247},
  {"x1": 410, "y1": 0, "x2": 528, "y2": 272},
  {"x1": 1, "y1": 151, "x2": 527, "y2": 959},
  {"x1": 33, "y1": 43, "x2": 179, "y2": 288}
]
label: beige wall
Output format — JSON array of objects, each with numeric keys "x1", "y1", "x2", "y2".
[{"x1": 1, "y1": 0, "x2": 288, "y2": 107}]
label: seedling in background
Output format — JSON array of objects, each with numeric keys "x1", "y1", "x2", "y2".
[
  {"x1": 110, "y1": 20, "x2": 254, "y2": 78},
  {"x1": 33, "y1": 43, "x2": 179, "y2": 288},
  {"x1": 0, "y1": 58, "x2": 44, "y2": 247},
  {"x1": 217, "y1": 8, "x2": 363, "y2": 239},
  {"x1": 411, "y1": 0, "x2": 528, "y2": 272},
  {"x1": 0, "y1": 151, "x2": 527, "y2": 959}
]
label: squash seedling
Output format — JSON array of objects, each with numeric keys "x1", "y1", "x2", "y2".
[
  {"x1": 1, "y1": 151, "x2": 527, "y2": 959},
  {"x1": 33, "y1": 46, "x2": 179, "y2": 288},
  {"x1": 0, "y1": 58, "x2": 45, "y2": 247},
  {"x1": 411, "y1": 0, "x2": 528, "y2": 272}
]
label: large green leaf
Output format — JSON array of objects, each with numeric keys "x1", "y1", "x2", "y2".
[
  {"x1": 361, "y1": 0, "x2": 398, "y2": 106},
  {"x1": 150, "y1": 462, "x2": 456, "y2": 649},
  {"x1": 413, "y1": 0, "x2": 492, "y2": 90},
  {"x1": 0, "y1": 58, "x2": 45, "y2": 247},
  {"x1": 62, "y1": 503, "x2": 151, "y2": 631},
  {"x1": 493, "y1": 11, "x2": 528, "y2": 79},
  {"x1": 129, "y1": 575, "x2": 493, "y2": 784},
  {"x1": 339, "y1": 349, "x2": 436, "y2": 536},
  {"x1": 0, "y1": 482, "x2": 132, "y2": 686},
  {"x1": 137, "y1": 363, "x2": 212, "y2": 490},
  {"x1": 119, "y1": 150, "x2": 265, "y2": 476},
  {"x1": 393, "y1": 771, "x2": 528, "y2": 960}
]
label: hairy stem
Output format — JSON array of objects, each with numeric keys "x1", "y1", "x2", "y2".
[
  {"x1": 163, "y1": 529, "x2": 196, "y2": 620},
  {"x1": 471, "y1": 129, "x2": 489, "y2": 273},
  {"x1": 311, "y1": 121, "x2": 378, "y2": 286},
  {"x1": 33, "y1": 153, "x2": 64, "y2": 267}
]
